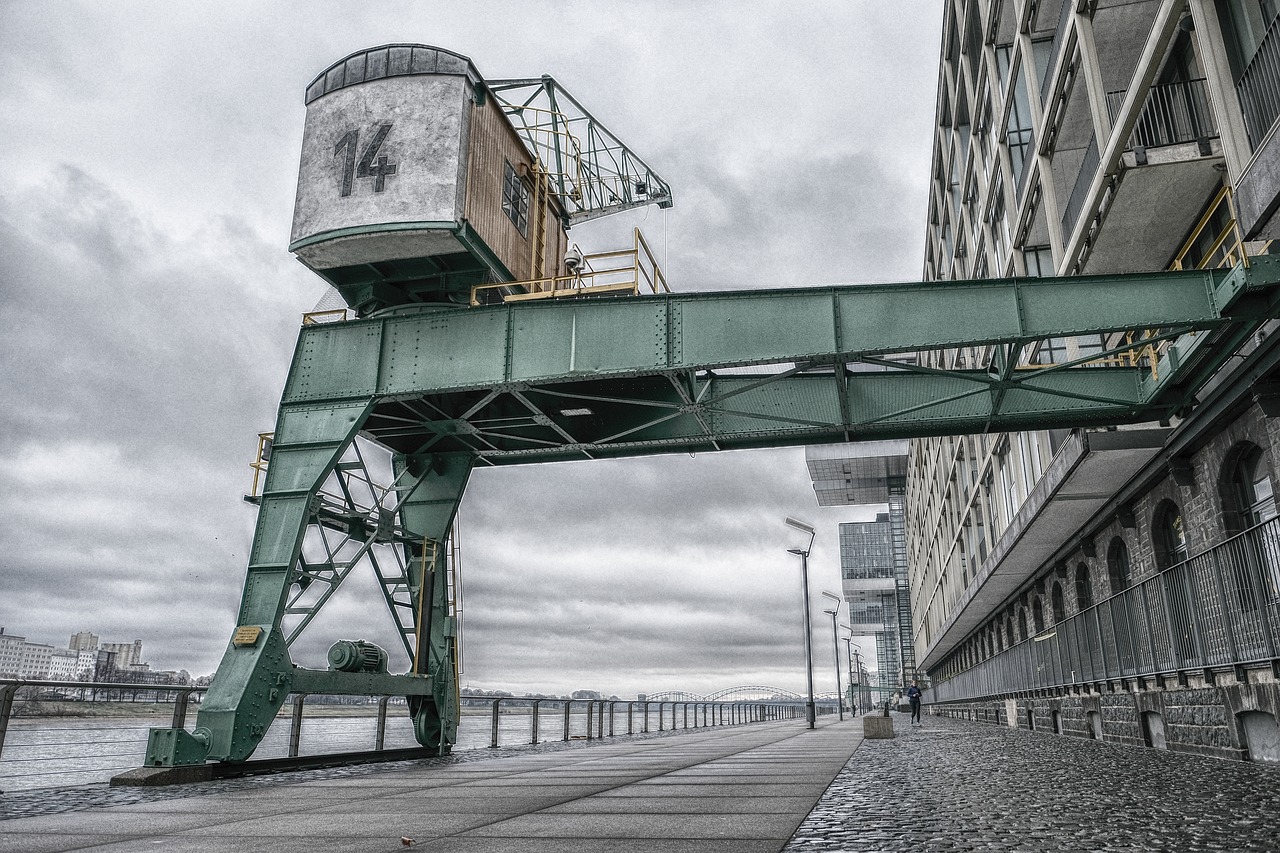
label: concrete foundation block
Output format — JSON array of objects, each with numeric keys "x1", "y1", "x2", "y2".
[
  {"x1": 863, "y1": 715, "x2": 895, "y2": 739},
  {"x1": 111, "y1": 764, "x2": 214, "y2": 787}
]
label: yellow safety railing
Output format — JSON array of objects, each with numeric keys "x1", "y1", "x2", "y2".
[
  {"x1": 248, "y1": 432, "x2": 273, "y2": 499},
  {"x1": 1020, "y1": 187, "x2": 1257, "y2": 382},
  {"x1": 470, "y1": 227, "x2": 670, "y2": 306},
  {"x1": 1118, "y1": 186, "x2": 1247, "y2": 380}
]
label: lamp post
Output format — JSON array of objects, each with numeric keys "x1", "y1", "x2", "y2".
[
  {"x1": 784, "y1": 516, "x2": 817, "y2": 729},
  {"x1": 822, "y1": 591, "x2": 843, "y2": 722},
  {"x1": 841, "y1": 629, "x2": 859, "y2": 717}
]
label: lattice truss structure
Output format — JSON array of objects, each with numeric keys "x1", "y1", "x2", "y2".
[
  {"x1": 487, "y1": 76, "x2": 673, "y2": 224},
  {"x1": 262, "y1": 434, "x2": 462, "y2": 688}
]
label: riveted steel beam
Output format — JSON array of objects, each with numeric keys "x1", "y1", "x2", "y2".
[{"x1": 281, "y1": 260, "x2": 1280, "y2": 465}]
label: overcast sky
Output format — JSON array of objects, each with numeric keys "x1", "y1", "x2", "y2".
[{"x1": 0, "y1": 1, "x2": 943, "y2": 698}]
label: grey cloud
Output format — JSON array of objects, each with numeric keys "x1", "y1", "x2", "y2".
[{"x1": 1, "y1": 1, "x2": 935, "y2": 695}]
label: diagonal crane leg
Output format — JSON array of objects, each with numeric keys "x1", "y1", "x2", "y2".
[
  {"x1": 169, "y1": 400, "x2": 375, "y2": 763},
  {"x1": 393, "y1": 452, "x2": 472, "y2": 750}
]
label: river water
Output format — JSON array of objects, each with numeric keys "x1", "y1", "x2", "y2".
[{"x1": 0, "y1": 709, "x2": 630, "y2": 793}]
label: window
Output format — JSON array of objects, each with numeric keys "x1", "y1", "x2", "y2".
[
  {"x1": 1032, "y1": 37, "x2": 1056, "y2": 98},
  {"x1": 1076, "y1": 334, "x2": 1106, "y2": 363},
  {"x1": 1032, "y1": 337, "x2": 1069, "y2": 365},
  {"x1": 1235, "y1": 445, "x2": 1278, "y2": 527},
  {"x1": 995, "y1": 43, "x2": 1014, "y2": 92},
  {"x1": 1005, "y1": 63, "x2": 1035, "y2": 184},
  {"x1": 1108, "y1": 537, "x2": 1132, "y2": 593},
  {"x1": 1215, "y1": 0, "x2": 1280, "y2": 82},
  {"x1": 1023, "y1": 245, "x2": 1053, "y2": 277},
  {"x1": 1076, "y1": 563, "x2": 1094, "y2": 610},
  {"x1": 1051, "y1": 582, "x2": 1066, "y2": 623},
  {"x1": 1032, "y1": 598, "x2": 1045, "y2": 634},
  {"x1": 1227, "y1": 443, "x2": 1280, "y2": 603},
  {"x1": 502, "y1": 160, "x2": 530, "y2": 237},
  {"x1": 1155, "y1": 501, "x2": 1190, "y2": 569},
  {"x1": 988, "y1": 177, "x2": 1009, "y2": 273}
]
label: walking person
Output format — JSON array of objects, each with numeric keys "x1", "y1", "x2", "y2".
[{"x1": 906, "y1": 680, "x2": 923, "y2": 726}]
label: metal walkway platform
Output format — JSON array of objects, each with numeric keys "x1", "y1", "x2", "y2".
[{"x1": 0, "y1": 718, "x2": 861, "y2": 853}]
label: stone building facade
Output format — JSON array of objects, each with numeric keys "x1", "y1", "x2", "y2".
[{"x1": 915, "y1": 0, "x2": 1280, "y2": 764}]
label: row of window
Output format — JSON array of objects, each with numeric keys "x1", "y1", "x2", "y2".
[{"x1": 945, "y1": 441, "x2": 1278, "y2": 675}]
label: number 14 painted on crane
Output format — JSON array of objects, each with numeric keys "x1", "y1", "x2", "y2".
[{"x1": 334, "y1": 124, "x2": 398, "y2": 197}]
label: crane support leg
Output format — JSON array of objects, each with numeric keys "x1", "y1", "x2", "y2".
[{"x1": 395, "y1": 452, "x2": 472, "y2": 750}]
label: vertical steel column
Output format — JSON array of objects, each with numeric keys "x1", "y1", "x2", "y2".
[
  {"x1": 0, "y1": 684, "x2": 17, "y2": 761},
  {"x1": 531, "y1": 699, "x2": 541, "y2": 745},
  {"x1": 376, "y1": 696, "x2": 389, "y2": 751},
  {"x1": 171, "y1": 689, "x2": 193, "y2": 730},
  {"x1": 288, "y1": 694, "x2": 305, "y2": 758}
]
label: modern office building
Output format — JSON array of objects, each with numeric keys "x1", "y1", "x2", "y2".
[
  {"x1": 913, "y1": 0, "x2": 1280, "y2": 762},
  {"x1": 806, "y1": 441, "x2": 917, "y2": 690},
  {"x1": 69, "y1": 631, "x2": 100, "y2": 652}
]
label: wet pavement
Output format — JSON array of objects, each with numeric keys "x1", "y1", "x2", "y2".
[{"x1": 786, "y1": 712, "x2": 1280, "y2": 852}]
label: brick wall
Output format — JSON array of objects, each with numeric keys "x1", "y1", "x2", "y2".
[{"x1": 925, "y1": 670, "x2": 1280, "y2": 764}]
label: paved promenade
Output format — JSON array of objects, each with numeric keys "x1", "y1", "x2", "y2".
[
  {"x1": 5, "y1": 712, "x2": 1280, "y2": 852},
  {"x1": 0, "y1": 718, "x2": 858, "y2": 852}
]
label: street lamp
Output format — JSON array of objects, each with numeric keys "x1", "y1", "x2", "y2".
[
  {"x1": 822, "y1": 591, "x2": 843, "y2": 721},
  {"x1": 842, "y1": 629, "x2": 862, "y2": 717},
  {"x1": 784, "y1": 516, "x2": 817, "y2": 729}
]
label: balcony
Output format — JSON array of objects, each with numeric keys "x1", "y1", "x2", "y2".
[
  {"x1": 1237, "y1": 15, "x2": 1280, "y2": 150},
  {"x1": 918, "y1": 428, "x2": 1170, "y2": 671},
  {"x1": 928, "y1": 514, "x2": 1280, "y2": 704},
  {"x1": 1078, "y1": 79, "x2": 1223, "y2": 274},
  {"x1": 1234, "y1": 15, "x2": 1280, "y2": 239},
  {"x1": 1105, "y1": 78, "x2": 1217, "y2": 152}
]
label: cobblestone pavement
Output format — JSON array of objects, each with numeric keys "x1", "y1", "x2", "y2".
[
  {"x1": 785, "y1": 712, "x2": 1280, "y2": 853},
  {"x1": 0, "y1": 719, "x2": 710, "y2": 821}
]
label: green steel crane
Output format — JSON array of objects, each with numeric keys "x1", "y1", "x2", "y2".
[{"x1": 140, "y1": 43, "x2": 1280, "y2": 768}]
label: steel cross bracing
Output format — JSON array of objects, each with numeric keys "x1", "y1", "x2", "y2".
[{"x1": 148, "y1": 259, "x2": 1280, "y2": 768}]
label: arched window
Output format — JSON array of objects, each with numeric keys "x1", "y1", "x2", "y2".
[
  {"x1": 1107, "y1": 537, "x2": 1132, "y2": 593},
  {"x1": 1154, "y1": 500, "x2": 1189, "y2": 570},
  {"x1": 1031, "y1": 598, "x2": 1045, "y2": 634},
  {"x1": 1051, "y1": 582, "x2": 1066, "y2": 623},
  {"x1": 1234, "y1": 445, "x2": 1278, "y2": 529},
  {"x1": 1005, "y1": 616, "x2": 1015, "y2": 646},
  {"x1": 1225, "y1": 444, "x2": 1280, "y2": 607},
  {"x1": 1016, "y1": 607, "x2": 1028, "y2": 641},
  {"x1": 1075, "y1": 563, "x2": 1094, "y2": 610}
]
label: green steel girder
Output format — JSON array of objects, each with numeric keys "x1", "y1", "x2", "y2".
[
  {"x1": 281, "y1": 260, "x2": 1280, "y2": 463},
  {"x1": 150, "y1": 258, "x2": 1280, "y2": 767}
]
